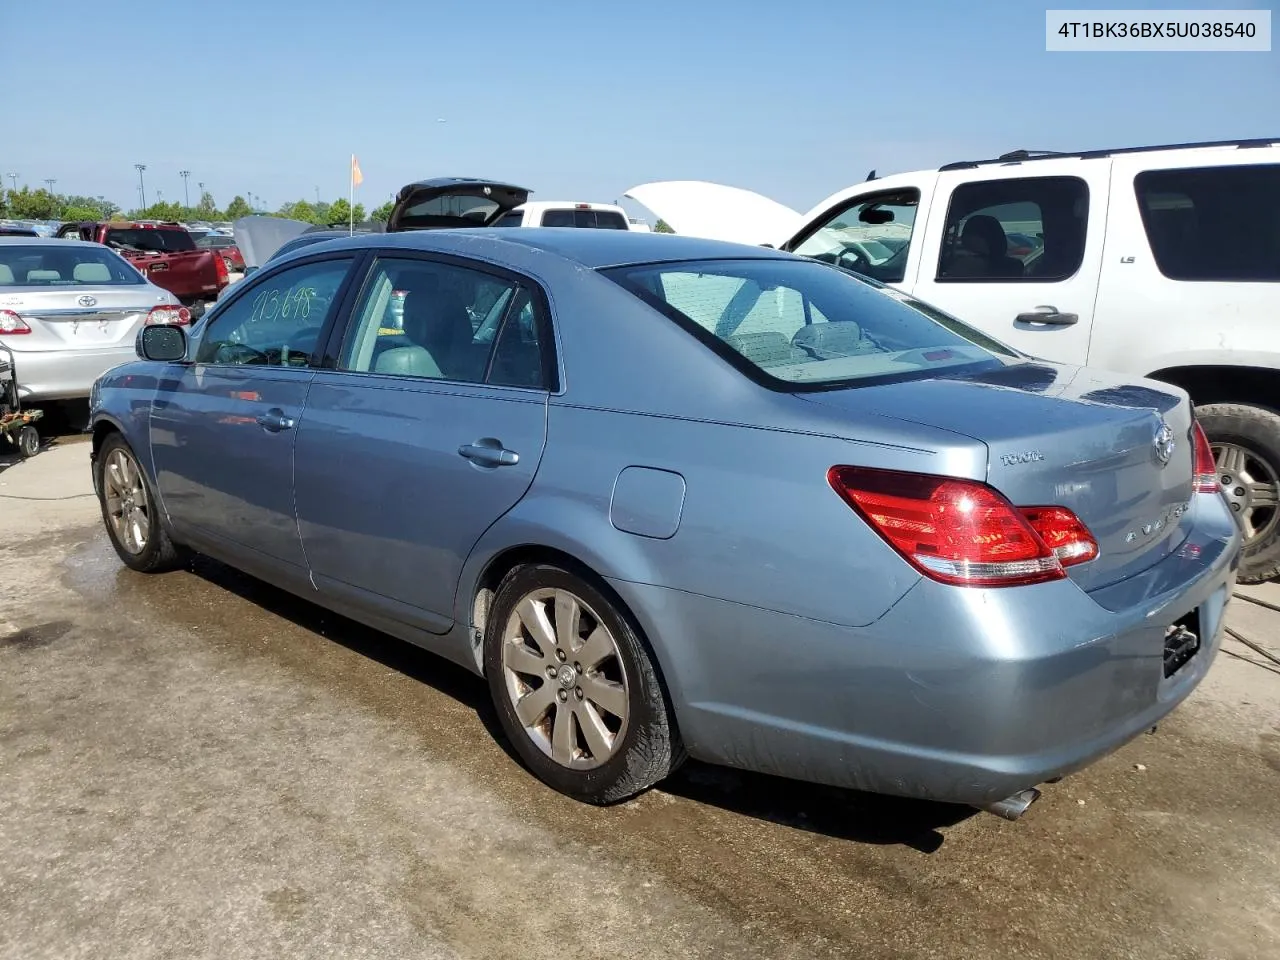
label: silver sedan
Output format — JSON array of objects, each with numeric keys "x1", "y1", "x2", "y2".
[{"x1": 0, "y1": 237, "x2": 187, "y2": 404}]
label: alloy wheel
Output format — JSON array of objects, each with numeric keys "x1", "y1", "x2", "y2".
[
  {"x1": 1213, "y1": 440, "x2": 1280, "y2": 546},
  {"x1": 103, "y1": 447, "x2": 150, "y2": 555}
]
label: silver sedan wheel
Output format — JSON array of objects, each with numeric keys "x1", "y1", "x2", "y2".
[
  {"x1": 103, "y1": 447, "x2": 150, "y2": 556},
  {"x1": 1213, "y1": 441, "x2": 1280, "y2": 546},
  {"x1": 501, "y1": 587, "x2": 630, "y2": 770}
]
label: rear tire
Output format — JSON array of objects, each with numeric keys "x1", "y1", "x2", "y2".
[
  {"x1": 16, "y1": 425, "x2": 38, "y2": 458},
  {"x1": 95, "y1": 433, "x2": 190, "y2": 573},
  {"x1": 484, "y1": 563, "x2": 684, "y2": 804},
  {"x1": 1195, "y1": 402, "x2": 1280, "y2": 584}
]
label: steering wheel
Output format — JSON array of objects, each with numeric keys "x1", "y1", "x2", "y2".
[{"x1": 835, "y1": 247, "x2": 873, "y2": 275}]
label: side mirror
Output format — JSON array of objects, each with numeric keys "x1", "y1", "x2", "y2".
[{"x1": 137, "y1": 323, "x2": 188, "y2": 362}]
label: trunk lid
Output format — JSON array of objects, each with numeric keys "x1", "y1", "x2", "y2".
[
  {"x1": 386, "y1": 178, "x2": 531, "y2": 232},
  {"x1": 123, "y1": 249, "x2": 220, "y2": 299},
  {"x1": 621, "y1": 180, "x2": 803, "y2": 246},
  {"x1": 0, "y1": 286, "x2": 172, "y2": 350},
  {"x1": 801, "y1": 362, "x2": 1197, "y2": 592}
]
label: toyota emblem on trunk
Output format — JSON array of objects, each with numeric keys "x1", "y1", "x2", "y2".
[
  {"x1": 1152, "y1": 419, "x2": 1175, "y2": 466},
  {"x1": 77, "y1": 295, "x2": 97, "y2": 307}
]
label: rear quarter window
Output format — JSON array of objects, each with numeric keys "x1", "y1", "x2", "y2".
[{"x1": 539, "y1": 209, "x2": 630, "y2": 229}]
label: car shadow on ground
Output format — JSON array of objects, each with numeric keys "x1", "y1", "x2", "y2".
[{"x1": 185, "y1": 554, "x2": 977, "y2": 853}]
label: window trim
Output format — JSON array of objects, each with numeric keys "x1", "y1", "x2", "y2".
[
  {"x1": 602, "y1": 257, "x2": 1006, "y2": 394},
  {"x1": 190, "y1": 250, "x2": 367, "y2": 369},
  {"x1": 933, "y1": 175, "x2": 1090, "y2": 285},
  {"x1": 317, "y1": 249, "x2": 561, "y2": 393},
  {"x1": 1134, "y1": 163, "x2": 1280, "y2": 284}
]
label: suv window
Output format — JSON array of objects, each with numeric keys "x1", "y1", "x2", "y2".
[
  {"x1": 492, "y1": 211, "x2": 526, "y2": 228},
  {"x1": 790, "y1": 189, "x2": 918, "y2": 284},
  {"x1": 196, "y1": 257, "x2": 353, "y2": 366},
  {"x1": 1135, "y1": 164, "x2": 1280, "y2": 282},
  {"x1": 338, "y1": 257, "x2": 547, "y2": 388},
  {"x1": 539, "y1": 209, "x2": 630, "y2": 229},
  {"x1": 936, "y1": 176, "x2": 1087, "y2": 283},
  {"x1": 104, "y1": 227, "x2": 197, "y2": 253}
]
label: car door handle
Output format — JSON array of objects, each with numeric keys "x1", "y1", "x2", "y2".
[
  {"x1": 1015, "y1": 305, "x2": 1078, "y2": 326},
  {"x1": 255, "y1": 409, "x2": 296, "y2": 432},
  {"x1": 458, "y1": 440, "x2": 519, "y2": 467}
]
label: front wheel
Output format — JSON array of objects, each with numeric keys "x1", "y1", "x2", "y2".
[
  {"x1": 1196, "y1": 403, "x2": 1280, "y2": 584},
  {"x1": 484, "y1": 564, "x2": 684, "y2": 804},
  {"x1": 95, "y1": 433, "x2": 189, "y2": 573},
  {"x1": 16, "y1": 424, "x2": 39, "y2": 458}
]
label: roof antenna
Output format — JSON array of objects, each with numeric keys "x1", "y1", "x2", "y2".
[{"x1": 865, "y1": 169, "x2": 877, "y2": 181}]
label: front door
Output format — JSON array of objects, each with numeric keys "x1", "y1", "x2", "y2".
[
  {"x1": 909, "y1": 163, "x2": 1111, "y2": 366},
  {"x1": 294, "y1": 254, "x2": 551, "y2": 633},
  {"x1": 150, "y1": 255, "x2": 359, "y2": 569}
]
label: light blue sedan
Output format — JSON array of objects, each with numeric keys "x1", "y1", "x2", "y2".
[{"x1": 88, "y1": 229, "x2": 1241, "y2": 819}]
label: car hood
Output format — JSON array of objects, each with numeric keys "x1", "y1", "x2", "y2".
[
  {"x1": 232, "y1": 216, "x2": 315, "y2": 268},
  {"x1": 622, "y1": 180, "x2": 802, "y2": 246},
  {"x1": 386, "y1": 178, "x2": 531, "y2": 232}
]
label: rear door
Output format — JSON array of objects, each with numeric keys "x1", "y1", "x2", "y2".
[
  {"x1": 294, "y1": 252, "x2": 552, "y2": 633},
  {"x1": 149, "y1": 253, "x2": 362, "y2": 571},
  {"x1": 909, "y1": 161, "x2": 1111, "y2": 366}
]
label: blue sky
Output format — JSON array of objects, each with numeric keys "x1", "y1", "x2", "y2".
[{"x1": 3, "y1": 0, "x2": 1276, "y2": 216}]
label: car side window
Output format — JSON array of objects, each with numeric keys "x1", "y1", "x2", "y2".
[
  {"x1": 338, "y1": 257, "x2": 547, "y2": 388},
  {"x1": 936, "y1": 176, "x2": 1088, "y2": 282},
  {"x1": 790, "y1": 190, "x2": 919, "y2": 284},
  {"x1": 196, "y1": 257, "x2": 354, "y2": 366}
]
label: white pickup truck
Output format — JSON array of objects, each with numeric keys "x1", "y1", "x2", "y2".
[{"x1": 627, "y1": 138, "x2": 1280, "y2": 583}]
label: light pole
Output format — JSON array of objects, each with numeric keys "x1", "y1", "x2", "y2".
[
  {"x1": 134, "y1": 164, "x2": 147, "y2": 210},
  {"x1": 4, "y1": 173, "x2": 16, "y2": 190},
  {"x1": 44, "y1": 178, "x2": 56, "y2": 193},
  {"x1": 179, "y1": 170, "x2": 191, "y2": 210}
]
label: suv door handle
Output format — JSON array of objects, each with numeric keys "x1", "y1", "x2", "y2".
[
  {"x1": 255, "y1": 409, "x2": 296, "y2": 432},
  {"x1": 458, "y1": 439, "x2": 519, "y2": 467},
  {"x1": 1015, "y1": 305, "x2": 1078, "y2": 326}
]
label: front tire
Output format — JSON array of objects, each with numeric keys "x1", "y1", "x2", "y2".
[
  {"x1": 484, "y1": 563, "x2": 684, "y2": 804},
  {"x1": 95, "y1": 433, "x2": 189, "y2": 573},
  {"x1": 1196, "y1": 403, "x2": 1280, "y2": 584}
]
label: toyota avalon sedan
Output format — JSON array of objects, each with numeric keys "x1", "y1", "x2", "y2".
[
  {"x1": 87, "y1": 229, "x2": 1241, "y2": 819},
  {"x1": 0, "y1": 237, "x2": 190, "y2": 404}
]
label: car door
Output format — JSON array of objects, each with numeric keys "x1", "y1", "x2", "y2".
[
  {"x1": 907, "y1": 162, "x2": 1110, "y2": 365},
  {"x1": 294, "y1": 252, "x2": 552, "y2": 634},
  {"x1": 149, "y1": 253, "x2": 362, "y2": 572}
]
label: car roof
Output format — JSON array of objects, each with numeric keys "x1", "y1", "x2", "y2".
[
  {"x1": 293, "y1": 227, "x2": 794, "y2": 270},
  {"x1": 0, "y1": 235, "x2": 101, "y2": 248}
]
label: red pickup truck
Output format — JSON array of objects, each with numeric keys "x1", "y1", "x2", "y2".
[{"x1": 55, "y1": 221, "x2": 228, "y2": 315}]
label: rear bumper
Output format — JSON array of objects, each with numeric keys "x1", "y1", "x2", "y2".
[
  {"x1": 614, "y1": 492, "x2": 1243, "y2": 806},
  {"x1": 8, "y1": 345, "x2": 137, "y2": 402}
]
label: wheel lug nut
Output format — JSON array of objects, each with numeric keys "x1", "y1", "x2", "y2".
[
  {"x1": 546, "y1": 666, "x2": 557, "y2": 678},
  {"x1": 1235, "y1": 487, "x2": 1246, "y2": 497},
  {"x1": 1232, "y1": 503, "x2": 1241, "y2": 511},
  {"x1": 573, "y1": 662, "x2": 582, "y2": 673},
  {"x1": 575, "y1": 687, "x2": 584, "y2": 699},
  {"x1": 556, "y1": 649, "x2": 566, "y2": 662},
  {"x1": 557, "y1": 689, "x2": 568, "y2": 702}
]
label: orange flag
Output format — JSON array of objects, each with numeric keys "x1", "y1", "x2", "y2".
[{"x1": 351, "y1": 154, "x2": 364, "y2": 187}]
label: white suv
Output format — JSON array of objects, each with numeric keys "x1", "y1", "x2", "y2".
[{"x1": 628, "y1": 139, "x2": 1280, "y2": 583}]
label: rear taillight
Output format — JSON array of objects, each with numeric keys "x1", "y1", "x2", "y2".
[
  {"x1": 0, "y1": 309, "x2": 31, "y2": 334},
  {"x1": 214, "y1": 253, "x2": 229, "y2": 284},
  {"x1": 827, "y1": 466, "x2": 1097, "y2": 588},
  {"x1": 146, "y1": 304, "x2": 192, "y2": 326},
  {"x1": 1191, "y1": 421, "x2": 1220, "y2": 494}
]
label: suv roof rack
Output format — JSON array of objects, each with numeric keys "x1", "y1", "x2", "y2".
[{"x1": 938, "y1": 137, "x2": 1280, "y2": 171}]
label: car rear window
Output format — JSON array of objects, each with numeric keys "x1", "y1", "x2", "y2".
[
  {"x1": 604, "y1": 257, "x2": 1014, "y2": 390},
  {"x1": 540, "y1": 209, "x2": 630, "y2": 229},
  {"x1": 105, "y1": 228, "x2": 196, "y2": 253},
  {"x1": 1135, "y1": 163, "x2": 1280, "y2": 282},
  {"x1": 0, "y1": 245, "x2": 145, "y2": 286}
]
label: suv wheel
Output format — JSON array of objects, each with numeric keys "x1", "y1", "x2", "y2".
[{"x1": 1196, "y1": 403, "x2": 1280, "y2": 584}]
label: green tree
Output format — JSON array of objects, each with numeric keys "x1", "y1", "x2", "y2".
[
  {"x1": 654, "y1": 219, "x2": 674, "y2": 234},
  {"x1": 326, "y1": 198, "x2": 350, "y2": 225},
  {"x1": 9, "y1": 188, "x2": 60, "y2": 220},
  {"x1": 61, "y1": 194, "x2": 118, "y2": 219},
  {"x1": 60, "y1": 206, "x2": 103, "y2": 222},
  {"x1": 224, "y1": 195, "x2": 253, "y2": 221},
  {"x1": 195, "y1": 191, "x2": 218, "y2": 219},
  {"x1": 370, "y1": 200, "x2": 395, "y2": 222},
  {"x1": 278, "y1": 199, "x2": 321, "y2": 223},
  {"x1": 130, "y1": 201, "x2": 185, "y2": 221}
]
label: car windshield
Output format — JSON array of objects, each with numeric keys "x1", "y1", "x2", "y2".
[
  {"x1": 604, "y1": 257, "x2": 1016, "y2": 389},
  {"x1": 0, "y1": 244, "x2": 145, "y2": 286}
]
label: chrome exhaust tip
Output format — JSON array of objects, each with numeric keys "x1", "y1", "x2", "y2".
[{"x1": 980, "y1": 787, "x2": 1042, "y2": 821}]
